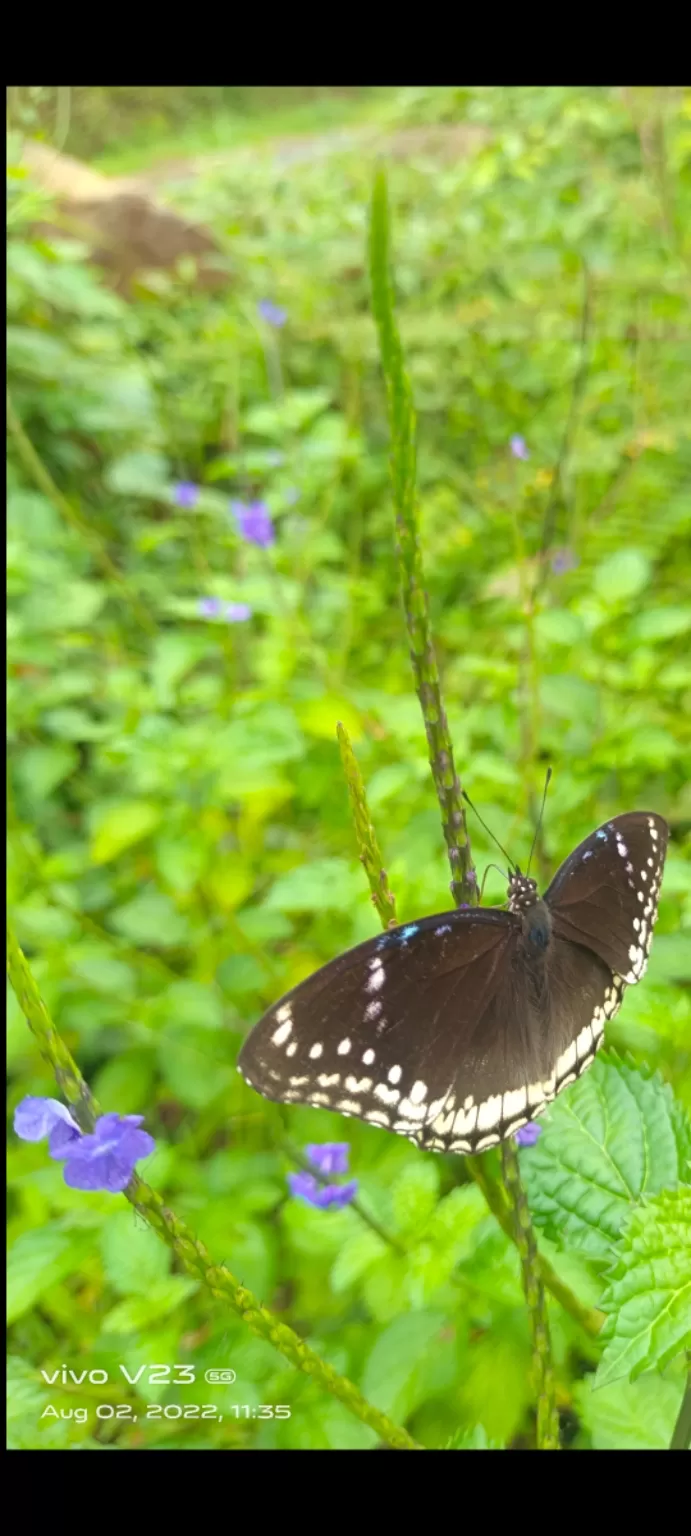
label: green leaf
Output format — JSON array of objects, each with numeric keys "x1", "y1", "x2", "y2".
[
  {"x1": 110, "y1": 889, "x2": 189, "y2": 947},
  {"x1": 14, "y1": 743, "x2": 78, "y2": 800},
  {"x1": 102, "y1": 1277, "x2": 198, "y2": 1332},
  {"x1": 593, "y1": 549, "x2": 651, "y2": 603},
  {"x1": 100, "y1": 1208, "x2": 171, "y2": 1296},
  {"x1": 330, "y1": 1229, "x2": 387, "y2": 1294},
  {"x1": 597, "y1": 1187, "x2": 691, "y2": 1385},
  {"x1": 265, "y1": 858, "x2": 365, "y2": 914},
  {"x1": 105, "y1": 450, "x2": 169, "y2": 497},
  {"x1": 390, "y1": 1159, "x2": 440, "y2": 1237},
  {"x1": 629, "y1": 606, "x2": 691, "y2": 642},
  {"x1": 158, "y1": 979, "x2": 224, "y2": 1031},
  {"x1": 243, "y1": 388, "x2": 332, "y2": 438},
  {"x1": 647, "y1": 933, "x2": 691, "y2": 984},
  {"x1": 158, "y1": 1025, "x2": 235, "y2": 1109},
  {"x1": 446, "y1": 1423, "x2": 503, "y2": 1450},
  {"x1": 90, "y1": 800, "x2": 162, "y2": 864},
  {"x1": 521, "y1": 1056, "x2": 684, "y2": 1259},
  {"x1": 575, "y1": 1370, "x2": 685, "y2": 1450},
  {"x1": 8, "y1": 1217, "x2": 101, "y2": 1323},
  {"x1": 361, "y1": 1310, "x2": 449, "y2": 1421}
]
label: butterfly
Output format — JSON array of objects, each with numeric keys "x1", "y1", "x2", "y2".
[{"x1": 237, "y1": 812, "x2": 668, "y2": 1155}]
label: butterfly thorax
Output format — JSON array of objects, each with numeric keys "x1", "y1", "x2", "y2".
[{"x1": 508, "y1": 871, "x2": 552, "y2": 952}]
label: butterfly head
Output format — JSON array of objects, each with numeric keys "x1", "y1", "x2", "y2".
[{"x1": 508, "y1": 869, "x2": 551, "y2": 950}]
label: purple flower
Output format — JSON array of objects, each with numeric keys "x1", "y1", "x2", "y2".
[
  {"x1": 287, "y1": 1142, "x2": 358, "y2": 1210},
  {"x1": 515, "y1": 1122, "x2": 542, "y2": 1147},
  {"x1": 551, "y1": 548, "x2": 579, "y2": 575},
  {"x1": 305, "y1": 1142, "x2": 350, "y2": 1176},
  {"x1": 199, "y1": 597, "x2": 252, "y2": 623},
  {"x1": 224, "y1": 602, "x2": 252, "y2": 622},
  {"x1": 14, "y1": 1099, "x2": 155, "y2": 1193},
  {"x1": 14, "y1": 1097, "x2": 81, "y2": 1157},
  {"x1": 57, "y1": 1114, "x2": 155, "y2": 1193},
  {"x1": 510, "y1": 435, "x2": 530, "y2": 461},
  {"x1": 232, "y1": 499, "x2": 275, "y2": 549},
  {"x1": 257, "y1": 299, "x2": 287, "y2": 328},
  {"x1": 199, "y1": 596, "x2": 223, "y2": 618},
  {"x1": 173, "y1": 481, "x2": 199, "y2": 509}
]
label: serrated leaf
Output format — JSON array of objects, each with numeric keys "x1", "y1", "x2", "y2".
[
  {"x1": 521, "y1": 1056, "x2": 684, "y2": 1259},
  {"x1": 597, "y1": 1187, "x2": 691, "y2": 1384}
]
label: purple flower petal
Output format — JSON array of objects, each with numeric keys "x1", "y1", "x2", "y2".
[
  {"x1": 224, "y1": 602, "x2": 252, "y2": 623},
  {"x1": 199, "y1": 596, "x2": 223, "y2": 618},
  {"x1": 257, "y1": 299, "x2": 287, "y2": 328},
  {"x1": 515, "y1": 1122, "x2": 542, "y2": 1147},
  {"x1": 14, "y1": 1096, "x2": 80, "y2": 1144},
  {"x1": 305, "y1": 1143, "x2": 350, "y2": 1177},
  {"x1": 287, "y1": 1171, "x2": 357, "y2": 1209},
  {"x1": 173, "y1": 481, "x2": 199, "y2": 509},
  {"x1": 60, "y1": 1114, "x2": 155, "y2": 1193},
  {"x1": 232, "y1": 499, "x2": 275, "y2": 549},
  {"x1": 510, "y1": 435, "x2": 530, "y2": 461},
  {"x1": 551, "y1": 548, "x2": 579, "y2": 575}
]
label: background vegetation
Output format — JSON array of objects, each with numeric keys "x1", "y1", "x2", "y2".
[{"x1": 7, "y1": 85, "x2": 691, "y2": 1451}]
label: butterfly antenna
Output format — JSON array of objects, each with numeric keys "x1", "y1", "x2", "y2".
[
  {"x1": 462, "y1": 791, "x2": 514, "y2": 872},
  {"x1": 527, "y1": 767, "x2": 553, "y2": 876}
]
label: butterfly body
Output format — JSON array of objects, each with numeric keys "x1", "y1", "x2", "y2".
[{"x1": 238, "y1": 812, "x2": 668, "y2": 1155}]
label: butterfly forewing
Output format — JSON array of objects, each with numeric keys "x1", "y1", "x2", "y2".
[
  {"x1": 238, "y1": 810, "x2": 669, "y2": 1155},
  {"x1": 545, "y1": 812, "x2": 668, "y2": 985},
  {"x1": 238, "y1": 909, "x2": 524, "y2": 1150}
]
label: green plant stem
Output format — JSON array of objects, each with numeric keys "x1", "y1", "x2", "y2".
[
  {"x1": 670, "y1": 1355, "x2": 691, "y2": 1450},
  {"x1": 337, "y1": 722, "x2": 397, "y2": 928},
  {"x1": 368, "y1": 172, "x2": 475, "y2": 909},
  {"x1": 6, "y1": 387, "x2": 155, "y2": 635},
  {"x1": 500, "y1": 1139, "x2": 561, "y2": 1448},
  {"x1": 6, "y1": 923, "x2": 420, "y2": 1451},
  {"x1": 368, "y1": 169, "x2": 566, "y2": 1447},
  {"x1": 465, "y1": 1155, "x2": 603, "y2": 1337},
  {"x1": 278, "y1": 1135, "x2": 406, "y2": 1254}
]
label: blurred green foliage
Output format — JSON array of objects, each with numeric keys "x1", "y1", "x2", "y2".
[{"x1": 7, "y1": 85, "x2": 691, "y2": 1450}]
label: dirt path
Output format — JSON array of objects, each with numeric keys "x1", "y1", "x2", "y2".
[{"x1": 131, "y1": 123, "x2": 490, "y2": 192}]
